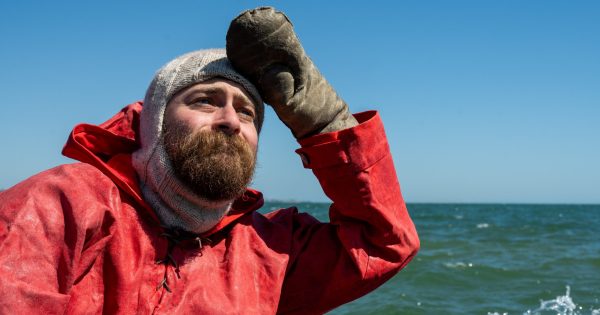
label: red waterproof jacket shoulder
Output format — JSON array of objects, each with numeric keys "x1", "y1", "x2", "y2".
[{"x1": 0, "y1": 102, "x2": 419, "y2": 314}]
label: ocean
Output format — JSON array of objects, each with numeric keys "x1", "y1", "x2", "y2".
[{"x1": 261, "y1": 202, "x2": 600, "y2": 315}]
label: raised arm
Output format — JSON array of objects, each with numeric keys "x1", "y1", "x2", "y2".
[
  {"x1": 275, "y1": 110, "x2": 419, "y2": 313},
  {"x1": 226, "y1": 7, "x2": 419, "y2": 313}
]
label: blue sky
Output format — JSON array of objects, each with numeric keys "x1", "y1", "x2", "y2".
[{"x1": 1, "y1": 1, "x2": 598, "y2": 203}]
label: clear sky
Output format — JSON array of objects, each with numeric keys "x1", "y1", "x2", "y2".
[{"x1": 1, "y1": 1, "x2": 598, "y2": 203}]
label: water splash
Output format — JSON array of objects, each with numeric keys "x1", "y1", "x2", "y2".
[
  {"x1": 524, "y1": 286, "x2": 578, "y2": 315},
  {"x1": 488, "y1": 286, "x2": 600, "y2": 315}
]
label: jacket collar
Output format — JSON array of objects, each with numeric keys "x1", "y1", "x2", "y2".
[{"x1": 61, "y1": 101, "x2": 264, "y2": 236}]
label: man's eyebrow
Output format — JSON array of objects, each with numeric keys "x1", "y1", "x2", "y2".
[
  {"x1": 183, "y1": 87, "x2": 255, "y2": 108},
  {"x1": 233, "y1": 93, "x2": 255, "y2": 108}
]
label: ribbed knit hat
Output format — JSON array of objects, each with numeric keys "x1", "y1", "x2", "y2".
[
  {"x1": 143, "y1": 48, "x2": 263, "y2": 145},
  {"x1": 132, "y1": 49, "x2": 263, "y2": 234}
]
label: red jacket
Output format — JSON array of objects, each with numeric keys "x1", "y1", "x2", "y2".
[{"x1": 0, "y1": 102, "x2": 419, "y2": 314}]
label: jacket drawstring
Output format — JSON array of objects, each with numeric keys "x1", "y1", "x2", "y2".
[{"x1": 155, "y1": 229, "x2": 212, "y2": 292}]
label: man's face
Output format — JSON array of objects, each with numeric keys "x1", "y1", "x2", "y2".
[{"x1": 162, "y1": 78, "x2": 259, "y2": 202}]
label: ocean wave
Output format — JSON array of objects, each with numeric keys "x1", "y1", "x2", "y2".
[{"x1": 443, "y1": 261, "x2": 474, "y2": 269}]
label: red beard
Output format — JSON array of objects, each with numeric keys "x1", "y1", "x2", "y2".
[{"x1": 164, "y1": 126, "x2": 256, "y2": 202}]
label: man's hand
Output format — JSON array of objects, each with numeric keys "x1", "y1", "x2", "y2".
[{"x1": 226, "y1": 7, "x2": 358, "y2": 139}]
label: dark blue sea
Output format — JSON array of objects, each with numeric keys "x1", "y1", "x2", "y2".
[{"x1": 261, "y1": 202, "x2": 600, "y2": 315}]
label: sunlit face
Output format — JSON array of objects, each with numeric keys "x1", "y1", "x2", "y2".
[
  {"x1": 162, "y1": 78, "x2": 259, "y2": 201},
  {"x1": 164, "y1": 78, "x2": 259, "y2": 153}
]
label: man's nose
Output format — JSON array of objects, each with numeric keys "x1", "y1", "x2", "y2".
[{"x1": 213, "y1": 104, "x2": 241, "y2": 136}]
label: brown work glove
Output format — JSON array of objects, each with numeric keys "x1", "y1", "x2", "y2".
[{"x1": 226, "y1": 7, "x2": 358, "y2": 139}]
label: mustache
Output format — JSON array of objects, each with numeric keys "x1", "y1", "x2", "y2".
[{"x1": 175, "y1": 129, "x2": 249, "y2": 156}]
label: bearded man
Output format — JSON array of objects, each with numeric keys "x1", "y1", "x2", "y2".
[{"x1": 0, "y1": 7, "x2": 419, "y2": 314}]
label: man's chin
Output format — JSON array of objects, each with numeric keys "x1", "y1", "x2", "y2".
[{"x1": 187, "y1": 173, "x2": 249, "y2": 204}]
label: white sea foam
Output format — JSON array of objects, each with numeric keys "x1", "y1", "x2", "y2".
[
  {"x1": 443, "y1": 262, "x2": 473, "y2": 268},
  {"x1": 477, "y1": 223, "x2": 490, "y2": 228}
]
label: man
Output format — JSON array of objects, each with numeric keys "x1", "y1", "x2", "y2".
[{"x1": 0, "y1": 7, "x2": 419, "y2": 314}]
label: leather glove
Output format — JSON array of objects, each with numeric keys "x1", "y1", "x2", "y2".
[{"x1": 226, "y1": 7, "x2": 358, "y2": 139}]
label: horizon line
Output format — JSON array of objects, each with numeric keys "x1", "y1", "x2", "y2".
[{"x1": 264, "y1": 199, "x2": 600, "y2": 206}]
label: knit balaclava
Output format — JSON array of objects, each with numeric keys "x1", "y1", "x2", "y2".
[{"x1": 132, "y1": 49, "x2": 263, "y2": 234}]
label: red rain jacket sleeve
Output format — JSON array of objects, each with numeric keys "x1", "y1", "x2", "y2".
[
  {"x1": 0, "y1": 164, "x2": 117, "y2": 314},
  {"x1": 275, "y1": 111, "x2": 419, "y2": 314}
]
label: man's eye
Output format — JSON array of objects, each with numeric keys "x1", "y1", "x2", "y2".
[
  {"x1": 238, "y1": 108, "x2": 256, "y2": 120},
  {"x1": 192, "y1": 97, "x2": 212, "y2": 106}
]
